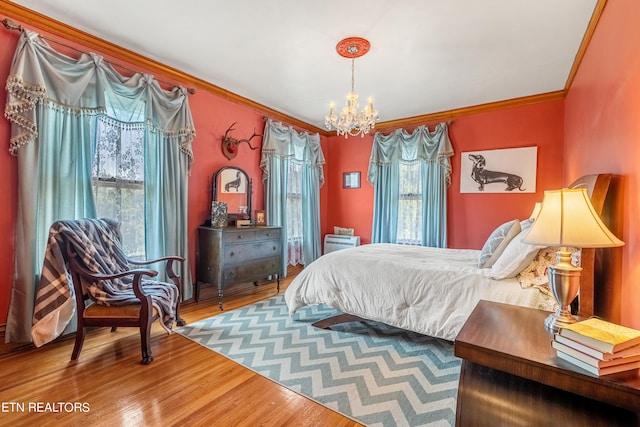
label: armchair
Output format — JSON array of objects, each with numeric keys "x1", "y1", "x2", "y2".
[{"x1": 32, "y1": 218, "x2": 187, "y2": 364}]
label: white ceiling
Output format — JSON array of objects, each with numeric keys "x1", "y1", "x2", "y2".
[{"x1": 10, "y1": 0, "x2": 598, "y2": 130}]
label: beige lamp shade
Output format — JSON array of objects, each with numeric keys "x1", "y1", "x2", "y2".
[
  {"x1": 523, "y1": 188, "x2": 624, "y2": 248},
  {"x1": 529, "y1": 202, "x2": 542, "y2": 220}
]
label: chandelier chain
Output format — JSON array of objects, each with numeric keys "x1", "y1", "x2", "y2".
[{"x1": 351, "y1": 59, "x2": 355, "y2": 93}]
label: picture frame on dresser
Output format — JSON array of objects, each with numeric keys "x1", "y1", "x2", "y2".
[{"x1": 255, "y1": 210, "x2": 266, "y2": 226}]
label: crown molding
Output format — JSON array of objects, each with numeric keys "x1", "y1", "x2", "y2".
[
  {"x1": 564, "y1": 0, "x2": 608, "y2": 91},
  {"x1": 371, "y1": 91, "x2": 566, "y2": 134}
]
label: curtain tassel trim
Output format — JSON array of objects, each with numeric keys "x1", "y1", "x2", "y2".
[{"x1": 4, "y1": 75, "x2": 47, "y2": 156}]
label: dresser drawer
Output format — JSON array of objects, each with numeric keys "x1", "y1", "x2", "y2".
[
  {"x1": 255, "y1": 227, "x2": 280, "y2": 241},
  {"x1": 197, "y1": 262, "x2": 218, "y2": 284},
  {"x1": 224, "y1": 240, "x2": 281, "y2": 264},
  {"x1": 224, "y1": 229, "x2": 256, "y2": 243},
  {"x1": 222, "y1": 258, "x2": 281, "y2": 284}
]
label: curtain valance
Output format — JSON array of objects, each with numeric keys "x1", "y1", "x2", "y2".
[
  {"x1": 5, "y1": 30, "x2": 195, "y2": 163},
  {"x1": 260, "y1": 119, "x2": 325, "y2": 184},
  {"x1": 368, "y1": 123, "x2": 454, "y2": 185}
]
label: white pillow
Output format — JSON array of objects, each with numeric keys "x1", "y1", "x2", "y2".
[
  {"x1": 477, "y1": 219, "x2": 521, "y2": 268},
  {"x1": 519, "y1": 217, "x2": 535, "y2": 231},
  {"x1": 490, "y1": 225, "x2": 545, "y2": 280}
]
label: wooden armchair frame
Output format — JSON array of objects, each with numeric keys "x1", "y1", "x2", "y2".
[{"x1": 67, "y1": 244, "x2": 186, "y2": 364}]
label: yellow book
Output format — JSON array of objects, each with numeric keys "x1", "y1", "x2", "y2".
[{"x1": 559, "y1": 318, "x2": 640, "y2": 354}]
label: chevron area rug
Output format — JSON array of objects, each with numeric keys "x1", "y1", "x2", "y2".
[{"x1": 177, "y1": 295, "x2": 461, "y2": 426}]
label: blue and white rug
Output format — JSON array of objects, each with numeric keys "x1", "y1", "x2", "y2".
[{"x1": 177, "y1": 295, "x2": 460, "y2": 426}]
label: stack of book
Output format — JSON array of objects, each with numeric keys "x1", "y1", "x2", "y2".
[{"x1": 552, "y1": 317, "x2": 640, "y2": 376}]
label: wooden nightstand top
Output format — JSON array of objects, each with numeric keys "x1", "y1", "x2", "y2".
[{"x1": 454, "y1": 300, "x2": 640, "y2": 412}]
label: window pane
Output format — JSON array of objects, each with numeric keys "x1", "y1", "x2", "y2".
[
  {"x1": 92, "y1": 117, "x2": 145, "y2": 258},
  {"x1": 93, "y1": 184, "x2": 145, "y2": 258},
  {"x1": 287, "y1": 161, "x2": 304, "y2": 265},
  {"x1": 397, "y1": 162, "x2": 422, "y2": 245}
]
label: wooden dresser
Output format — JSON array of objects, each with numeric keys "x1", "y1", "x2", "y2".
[{"x1": 196, "y1": 225, "x2": 283, "y2": 309}]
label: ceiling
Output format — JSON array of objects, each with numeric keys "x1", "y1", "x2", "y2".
[{"x1": 7, "y1": 0, "x2": 600, "y2": 131}]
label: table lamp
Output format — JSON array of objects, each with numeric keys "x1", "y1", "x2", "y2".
[
  {"x1": 529, "y1": 202, "x2": 542, "y2": 219},
  {"x1": 522, "y1": 188, "x2": 624, "y2": 332}
]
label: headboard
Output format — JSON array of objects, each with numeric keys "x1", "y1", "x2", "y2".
[{"x1": 568, "y1": 173, "x2": 612, "y2": 318}]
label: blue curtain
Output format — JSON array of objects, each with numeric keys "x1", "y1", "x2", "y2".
[
  {"x1": 368, "y1": 123, "x2": 454, "y2": 247},
  {"x1": 3, "y1": 30, "x2": 195, "y2": 343},
  {"x1": 260, "y1": 119, "x2": 324, "y2": 276}
]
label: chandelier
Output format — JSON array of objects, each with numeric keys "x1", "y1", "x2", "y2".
[{"x1": 325, "y1": 37, "x2": 379, "y2": 138}]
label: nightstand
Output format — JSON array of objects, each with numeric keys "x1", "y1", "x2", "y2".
[{"x1": 454, "y1": 300, "x2": 640, "y2": 426}]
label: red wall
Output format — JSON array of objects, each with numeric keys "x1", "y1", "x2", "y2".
[
  {"x1": 564, "y1": 0, "x2": 640, "y2": 329},
  {"x1": 187, "y1": 94, "x2": 273, "y2": 270},
  {"x1": 0, "y1": 29, "x2": 17, "y2": 329},
  {"x1": 324, "y1": 101, "x2": 565, "y2": 249}
]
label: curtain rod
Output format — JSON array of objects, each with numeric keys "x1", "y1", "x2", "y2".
[{"x1": 1, "y1": 18, "x2": 196, "y2": 95}]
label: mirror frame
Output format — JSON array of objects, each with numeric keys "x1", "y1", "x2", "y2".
[{"x1": 212, "y1": 166, "x2": 252, "y2": 224}]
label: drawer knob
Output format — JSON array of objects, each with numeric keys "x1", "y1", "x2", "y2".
[
  {"x1": 230, "y1": 251, "x2": 235, "y2": 257},
  {"x1": 237, "y1": 235, "x2": 243, "y2": 239}
]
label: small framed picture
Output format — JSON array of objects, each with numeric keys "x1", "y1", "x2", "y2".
[
  {"x1": 343, "y1": 171, "x2": 361, "y2": 189},
  {"x1": 255, "y1": 210, "x2": 266, "y2": 226}
]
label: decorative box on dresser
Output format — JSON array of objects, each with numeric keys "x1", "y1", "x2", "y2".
[
  {"x1": 454, "y1": 300, "x2": 640, "y2": 426},
  {"x1": 196, "y1": 225, "x2": 283, "y2": 309}
]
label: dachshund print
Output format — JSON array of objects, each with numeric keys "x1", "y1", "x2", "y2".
[
  {"x1": 225, "y1": 170, "x2": 242, "y2": 192},
  {"x1": 468, "y1": 154, "x2": 525, "y2": 191}
]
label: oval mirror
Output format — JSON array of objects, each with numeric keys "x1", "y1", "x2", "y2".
[{"x1": 212, "y1": 166, "x2": 252, "y2": 224}]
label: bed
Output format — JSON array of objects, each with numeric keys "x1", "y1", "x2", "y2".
[{"x1": 284, "y1": 174, "x2": 613, "y2": 341}]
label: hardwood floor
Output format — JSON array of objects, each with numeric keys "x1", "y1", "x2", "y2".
[{"x1": 0, "y1": 267, "x2": 362, "y2": 426}]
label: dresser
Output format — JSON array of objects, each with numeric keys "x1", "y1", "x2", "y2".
[{"x1": 196, "y1": 225, "x2": 283, "y2": 309}]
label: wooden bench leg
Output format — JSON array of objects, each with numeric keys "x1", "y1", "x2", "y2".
[{"x1": 312, "y1": 313, "x2": 368, "y2": 329}]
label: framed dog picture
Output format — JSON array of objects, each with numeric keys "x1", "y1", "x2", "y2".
[
  {"x1": 460, "y1": 147, "x2": 537, "y2": 193},
  {"x1": 220, "y1": 168, "x2": 247, "y2": 194},
  {"x1": 255, "y1": 210, "x2": 266, "y2": 226}
]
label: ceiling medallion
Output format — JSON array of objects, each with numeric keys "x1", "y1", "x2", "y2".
[
  {"x1": 336, "y1": 37, "x2": 370, "y2": 58},
  {"x1": 325, "y1": 37, "x2": 379, "y2": 138}
]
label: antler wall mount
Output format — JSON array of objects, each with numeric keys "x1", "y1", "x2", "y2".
[{"x1": 221, "y1": 122, "x2": 262, "y2": 160}]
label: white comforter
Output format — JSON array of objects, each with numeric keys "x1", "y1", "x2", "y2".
[{"x1": 285, "y1": 243, "x2": 556, "y2": 341}]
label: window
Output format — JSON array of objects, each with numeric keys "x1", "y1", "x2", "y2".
[
  {"x1": 397, "y1": 161, "x2": 422, "y2": 245},
  {"x1": 286, "y1": 160, "x2": 304, "y2": 265},
  {"x1": 92, "y1": 117, "x2": 145, "y2": 258}
]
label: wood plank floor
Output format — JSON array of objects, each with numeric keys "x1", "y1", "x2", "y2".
[{"x1": 0, "y1": 267, "x2": 362, "y2": 426}]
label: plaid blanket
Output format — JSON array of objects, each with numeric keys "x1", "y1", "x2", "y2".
[{"x1": 31, "y1": 218, "x2": 179, "y2": 347}]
